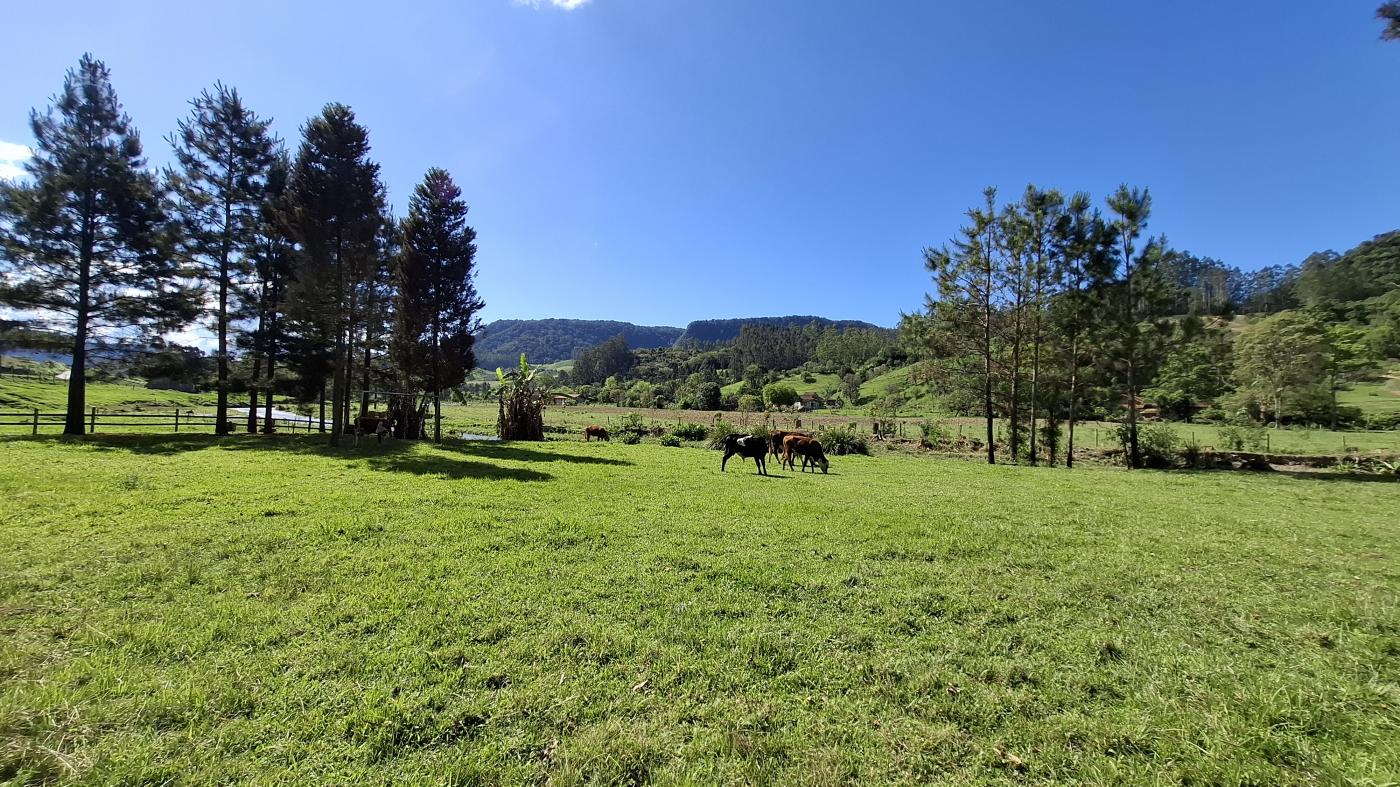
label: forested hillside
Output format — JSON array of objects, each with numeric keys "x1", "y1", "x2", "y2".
[
  {"x1": 676, "y1": 316, "x2": 885, "y2": 345},
  {"x1": 474, "y1": 319, "x2": 683, "y2": 369}
]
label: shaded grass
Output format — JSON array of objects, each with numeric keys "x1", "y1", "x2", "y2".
[{"x1": 1, "y1": 435, "x2": 1397, "y2": 784}]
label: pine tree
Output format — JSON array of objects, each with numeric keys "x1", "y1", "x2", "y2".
[
  {"x1": 393, "y1": 168, "x2": 485, "y2": 442},
  {"x1": 168, "y1": 83, "x2": 277, "y2": 434},
  {"x1": 0, "y1": 54, "x2": 199, "y2": 435},
  {"x1": 1103, "y1": 185, "x2": 1174, "y2": 468},
  {"x1": 281, "y1": 104, "x2": 384, "y2": 446},
  {"x1": 243, "y1": 152, "x2": 294, "y2": 433},
  {"x1": 921, "y1": 187, "x2": 1002, "y2": 464},
  {"x1": 1380, "y1": 2, "x2": 1400, "y2": 41}
]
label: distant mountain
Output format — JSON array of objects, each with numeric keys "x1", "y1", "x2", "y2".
[
  {"x1": 474, "y1": 319, "x2": 683, "y2": 370},
  {"x1": 676, "y1": 316, "x2": 887, "y2": 345}
]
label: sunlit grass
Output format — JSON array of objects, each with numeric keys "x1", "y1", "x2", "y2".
[{"x1": 1, "y1": 434, "x2": 1397, "y2": 784}]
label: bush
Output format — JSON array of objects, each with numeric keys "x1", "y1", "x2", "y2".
[
  {"x1": 763, "y1": 383, "x2": 800, "y2": 409},
  {"x1": 614, "y1": 413, "x2": 649, "y2": 443},
  {"x1": 1116, "y1": 423, "x2": 1180, "y2": 468},
  {"x1": 1218, "y1": 423, "x2": 1267, "y2": 452},
  {"x1": 660, "y1": 435, "x2": 681, "y2": 447},
  {"x1": 1363, "y1": 412, "x2": 1400, "y2": 431},
  {"x1": 1181, "y1": 437, "x2": 1205, "y2": 469},
  {"x1": 817, "y1": 424, "x2": 869, "y2": 456},
  {"x1": 671, "y1": 422, "x2": 708, "y2": 441},
  {"x1": 707, "y1": 421, "x2": 739, "y2": 450},
  {"x1": 738, "y1": 395, "x2": 763, "y2": 412},
  {"x1": 918, "y1": 419, "x2": 949, "y2": 449}
]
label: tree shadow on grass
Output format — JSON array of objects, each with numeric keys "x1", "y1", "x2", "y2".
[
  {"x1": 3, "y1": 434, "x2": 633, "y2": 478},
  {"x1": 1267, "y1": 469, "x2": 1398, "y2": 484}
]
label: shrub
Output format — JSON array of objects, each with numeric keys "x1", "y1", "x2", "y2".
[
  {"x1": 763, "y1": 383, "x2": 800, "y2": 409},
  {"x1": 660, "y1": 435, "x2": 681, "y2": 447},
  {"x1": 1218, "y1": 422, "x2": 1267, "y2": 451},
  {"x1": 817, "y1": 424, "x2": 869, "y2": 456},
  {"x1": 1115, "y1": 423, "x2": 1180, "y2": 468},
  {"x1": 1195, "y1": 406, "x2": 1227, "y2": 424},
  {"x1": 918, "y1": 419, "x2": 949, "y2": 449},
  {"x1": 707, "y1": 421, "x2": 739, "y2": 450},
  {"x1": 738, "y1": 395, "x2": 763, "y2": 412},
  {"x1": 1181, "y1": 437, "x2": 1205, "y2": 469},
  {"x1": 1363, "y1": 412, "x2": 1400, "y2": 431},
  {"x1": 614, "y1": 413, "x2": 649, "y2": 443},
  {"x1": 671, "y1": 422, "x2": 708, "y2": 441}
]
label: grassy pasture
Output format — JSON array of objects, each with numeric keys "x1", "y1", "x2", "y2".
[
  {"x1": 0, "y1": 378, "x2": 216, "y2": 413},
  {"x1": 1, "y1": 434, "x2": 1397, "y2": 785}
]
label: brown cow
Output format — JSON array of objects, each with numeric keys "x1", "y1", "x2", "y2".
[
  {"x1": 353, "y1": 413, "x2": 395, "y2": 446},
  {"x1": 584, "y1": 424, "x2": 610, "y2": 442},
  {"x1": 766, "y1": 429, "x2": 811, "y2": 461},
  {"x1": 782, "y1": 434, "x2": 830, "y2": 474}
]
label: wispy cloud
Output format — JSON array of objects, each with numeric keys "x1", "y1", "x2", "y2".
[
  {"x1": 0, "y1": 139, "x2": 32, "y2": 181},
  {"x1": 515, "y1": 0, "x2": 591, "y2": 10}
]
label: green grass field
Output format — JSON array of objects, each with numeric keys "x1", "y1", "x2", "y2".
[
  {"x1": 1339, "y1": 365, "x2": 1400, "y2": 415},
  {"x1": 1, "y1": 434, "x2": 1397, "y2": 784},
  {"x1": 0, "y1": 378, "x2": 216, "y2": 413}
]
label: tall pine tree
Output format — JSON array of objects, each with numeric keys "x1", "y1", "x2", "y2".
[
  {"x1": 0, "y1": 54, "x2": 198, "y2": 435},
  {"x1": 281, "y1": 104, "x2": 384, "y2": 446},
  {"x1": 393, "y1": 168, "x2": 485, "y2": 442},
  {"x1": 169, "y1": 83, "x2": 277, "y2": 434}
]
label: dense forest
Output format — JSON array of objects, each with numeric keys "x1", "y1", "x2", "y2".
[
  {"x1": 675, "y1": 316, "x2": 883, "y2": 345},
  {"x1": 474, "y1": 319, "x2": 683, "y2": 369}
]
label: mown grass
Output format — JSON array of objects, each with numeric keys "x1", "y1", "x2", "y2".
[
  {"x1": 0, "y1": 379, "x2": 216, "y2": 413},
  {"x1": 1, "y1": 434, "x2": 1397, "y2": 785}
]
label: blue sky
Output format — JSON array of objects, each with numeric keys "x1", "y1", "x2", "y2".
[{"x1": 1, "y1": 0, "x2": 1397, "y2": 331}]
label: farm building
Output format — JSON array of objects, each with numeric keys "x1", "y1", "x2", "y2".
[
  {"x1": 797, "y1": 392, "x2": 827, "y2": 411},
  {"x1": 551, "y1": 392, "x2": 581, "y2": 406}
]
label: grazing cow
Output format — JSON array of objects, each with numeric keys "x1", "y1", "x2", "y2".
[
  {"x1": 766, "y1": 429, "x2": 811, "y2": 461},
  {"x1": 782, "y1": 434, "x2": 830, "y2": 474},
  {"x1": 584, "y1": 424, "x2": 610, "y2": 442},
  {"x1": 721, "y1": 434, "x2": 769, "y2": 476},
  {"x1": 353, "y1": 414, "x2": 395, "y2": 446}
]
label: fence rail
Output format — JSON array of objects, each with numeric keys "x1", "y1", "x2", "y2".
[{"x1": 0, "y1": 408, "x2": 329, "y2": 434}]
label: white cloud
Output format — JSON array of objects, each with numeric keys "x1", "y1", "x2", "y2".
[
  {"x1": 515, "y1": 0, "x2": 591, "y2": 10},
  {"x1": 0, "y1": 139, "x2": 32, "y2": 181}
]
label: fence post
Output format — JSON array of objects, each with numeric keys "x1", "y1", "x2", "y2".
[
  {"x1": 174, "y1": 409, "x2": 180, "y2": 433},
  {"x1": 89, "y1": 407, "x2": 96, "y2": 434},
  {"x1": 1266, "y1": 432, "x2": 1271, "y2": 453},
  {"x1": 32, "y1": 408, "x2": 38, "y2": 435}
]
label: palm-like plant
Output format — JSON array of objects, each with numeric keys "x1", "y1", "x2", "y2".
[{"x1": 497, "y1": 354, "x2": 551, "y2": 440}]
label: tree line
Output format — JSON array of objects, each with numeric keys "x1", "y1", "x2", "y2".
[
  {"x1": 0, "y1": 55, "x2": 484, "y2": 444},
  {"x1": 906, "y1": 184, "x2": 1398, "y2": 469}
]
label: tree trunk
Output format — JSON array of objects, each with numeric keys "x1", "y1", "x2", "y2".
[
  {"x1": 64, "y1": 312, "x2": 88, "y2": 436},
  {"x1": 215, "y1": 213, "x2": 231, "y2": 435},
  {"x1": 65, "y1": 198, "x2": 94, "y2": 436},
  {"x1": 262, "y1": 350, "x2": 275, "y2": 434},
  {"x1": 1028, "y1": 281, "x2": 1044, "y2": 466},
  {"x1": 247, "y1": 353, "x2": 262, "y2": 433},
  {"x1": 319, "y1": 381, "x2": 327, "y2": 433},
  {"x1": 1066, "y1": 334, "x2": 1079, "y2": 469}
]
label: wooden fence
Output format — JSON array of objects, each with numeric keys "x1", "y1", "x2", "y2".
[{"x1": 0, "y1": 408, "x2": 328, "y2": 435}]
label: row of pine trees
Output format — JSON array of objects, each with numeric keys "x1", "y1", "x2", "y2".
[{"x1": 0, "y1": 55, "x2": 484, "y2": 444}]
